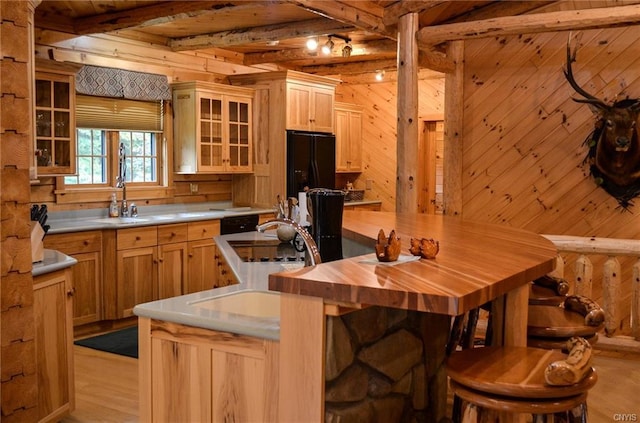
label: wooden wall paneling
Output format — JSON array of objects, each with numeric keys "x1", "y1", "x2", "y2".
[
  {"x1": 461, "y1": 27, "x2": 640, "y2": 336},
  {"x1": 443, "y1": 40, "x2": 464, "y2": 216}
]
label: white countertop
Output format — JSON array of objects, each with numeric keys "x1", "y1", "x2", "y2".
[
  {"x1": 46, "y1": 202, "x2": 274, "y2": 234},
  {"x1": 133, "y1": 230, "x2": 307, "y2": 340},
  {"x1": 33, "y1": 249, "x2": 78, "y2": 277}
]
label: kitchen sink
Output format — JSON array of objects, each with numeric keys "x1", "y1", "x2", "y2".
[{"x1": 188, "y1": 290, "x2": 280, "y2": 318}]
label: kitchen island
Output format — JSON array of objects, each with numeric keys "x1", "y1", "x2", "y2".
[{"x1": 135, "y1": 211, "x2": 557, "y2": 422}]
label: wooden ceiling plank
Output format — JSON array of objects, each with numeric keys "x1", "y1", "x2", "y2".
[
  {"x1": 169, "y1": 17, "x2": 355, "y2": 51},
  {"x1": 288, "y1": 0, "x2": 392, "y2": 37},
  {"x1": 382, "y1": 0, "x2": 446, "y2": 27},
  {"x1": 338, "y1": 67, "x2": 444, "y2": 84},
  {"x1": 417, "y1": 4, "x2": 640, "y2": 47},
  {"x1": 72, "y1": 1, "x2": 278, "y2": 35},
  {"x1": 243, "y1": 38, "x2": 397, "y2": 65}
]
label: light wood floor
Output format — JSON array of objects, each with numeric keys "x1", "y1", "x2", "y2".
[{"x1": 63, "y1": 346, "x2": 639, "y2": 422}]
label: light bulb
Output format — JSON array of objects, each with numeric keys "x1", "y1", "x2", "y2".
[
  {"x1": 322, "y1": 38, "x2": 334, "y2": 55},
  {"x1": 375, "y1": 70, "x2": 385, "y2": 81},
  {"x1": 306, "y1": 37, "x2": 318, "y2": 51}
]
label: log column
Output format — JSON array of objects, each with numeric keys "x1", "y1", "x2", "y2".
[
  {"x1": 1, "y1": 1, "x2": 39, "y2": 421},
  {"x1": 396, "y1": 13, "x2": 419, "y2": 213}
]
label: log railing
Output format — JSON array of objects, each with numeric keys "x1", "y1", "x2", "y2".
[{"x1": 541, "y1": 234, "x2": 640, "y2": 353}]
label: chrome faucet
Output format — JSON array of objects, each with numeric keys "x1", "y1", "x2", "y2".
[
  {"x1": 116, "y1": 143, "x2": 129, "y2": 217},
  {"x1": 256, "y1": 218, "x2": 322, "y2": 266}
]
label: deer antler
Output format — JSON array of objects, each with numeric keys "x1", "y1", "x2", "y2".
[{"x1": 564, "y1": 32, "x2": 609, "y2": 109}]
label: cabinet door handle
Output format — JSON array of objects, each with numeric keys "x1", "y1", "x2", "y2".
[
  {"x1": 158, "y1": 258, "x2": 164, "y2": 263},
  {"x1": 67, "y1": 287, "x2": 76, "y2": 297},
  {"x1": 136, "y1": 236, "x2": 141, "y2": 241},
  {"x1": 171, "y1": 232, "x2": 176, "y2": 237},
  {"x1": 188, "y1": 253, "x2": 193, "y2": 258}
]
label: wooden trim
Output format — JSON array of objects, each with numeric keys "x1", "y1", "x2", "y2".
[
  {"x1": 54, "y1": 186, "x2": 176, "y2": 205},
  {"x1": 278, "y1": 294, "x2": 325, "y2": 422}
]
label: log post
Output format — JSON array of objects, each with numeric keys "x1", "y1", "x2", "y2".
[
  {"x1": 443, "y1": 40, "x2": 464, "y2": 216},
  {"x1": 574, "y1": 255, "x2": 593, "y2": 297},
  {"x1": 395, "y1": 12, "x2": 419, "y2": 213},
  {"x1": 602, "y1": 256, "x2": 621, "y2": 336}
]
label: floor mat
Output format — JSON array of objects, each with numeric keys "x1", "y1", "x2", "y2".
[{"x1": 74, "y1": 326, "x2": 138, "y2": 359}]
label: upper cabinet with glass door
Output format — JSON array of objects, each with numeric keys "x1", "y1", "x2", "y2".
[
  {"x1": 172, "y1": 81, "x2": 253, "y2": 174},
  {"x1": 34, "y1": 70, "x2": 76, "y2": 175}
]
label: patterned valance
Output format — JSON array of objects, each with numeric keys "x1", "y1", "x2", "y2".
[{"x1": 76, "y1": 65, "x2": 171, "y2": 101}]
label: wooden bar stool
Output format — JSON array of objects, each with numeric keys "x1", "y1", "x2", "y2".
[
  {"x1": 528, "y1": 295, "x2": 605, "y2": 350},
  {"x1": 446, "y1": 337, "x2": 597, "y2": 423}
]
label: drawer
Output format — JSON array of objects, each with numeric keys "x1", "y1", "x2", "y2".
[
  {"x1": 188, "y1": 220, "x2": 220, "y2": 241},
  {"x1": 43, "y1": 231, "x2": 102, "y2": 254},
  {"x1": 157, "y1": 223, "x2": 188, "y2": 245},
  {"x1": 117, "y1": 226, "x2": 158, "y2": 250}
]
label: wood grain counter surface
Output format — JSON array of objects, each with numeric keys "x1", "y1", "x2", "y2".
[{"x1": 268, "y1": 211, "x2": 558, "y2": 316}]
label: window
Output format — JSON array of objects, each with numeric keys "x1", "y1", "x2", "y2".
[
  {"x1": 63, "y1": 95, "x2": 164, "y2": 189},
  {"x1": 64, "y1": 130, "x2": 159, "y2": 186}
]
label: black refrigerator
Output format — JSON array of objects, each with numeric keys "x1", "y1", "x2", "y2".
[{"x1": 286, "y1": 130, "x2": 336, "y2": 198}]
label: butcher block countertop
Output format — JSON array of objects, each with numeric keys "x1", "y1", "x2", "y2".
[{"x1": 269, "y1": 211, "x2": 558, "y2": 316}]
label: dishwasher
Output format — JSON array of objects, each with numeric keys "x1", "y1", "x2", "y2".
[{"x1": 220, "y1": 214, "x2": 259, "y2": 235}]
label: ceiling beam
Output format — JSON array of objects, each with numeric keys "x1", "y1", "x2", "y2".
[
  {"x1": 169, "y1": 17, "x2": 354, "y2": 51},
  {"x1": 243, "y1": 39, "x2": 397, "y2": 65},
  {"x1": 72, "y1": 1, "x2": 278, "y2": 35},
  {"x1": 382, "y1": 1, "x2": 445, "y2": 27},
  {"x1": 417, "y1": 4, "x2": 640, "y2": 46},
  {"x1": 338, "y1": 67, "x2": 444, "y2": 85},
  {"x1": 287, "y1": 0, "x2": 393, "y2": 38},
  {"x1": 302, "y1": 58, "x2": 397, "y2": 75},
  {"x1": 300, "y1": 49, "x2": 452, "y2": 75}
]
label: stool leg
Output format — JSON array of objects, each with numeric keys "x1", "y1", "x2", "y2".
[
  {"x1": 447, "y1": 315, "x2": 466, "y2": 356},
  {"x1": 462, "y1": 308, "x2": 480, "y2": 349},
  {"x1": 568, "y1": 403, "x2": 588, "y2": 423},
  {"x1": 452, "y1": 394, "x2": 463, "y2": 423},
  {"x1": 532, "y1": 414, "x2": 548, "y2": 423},
  {"x1": 461, "y1": 401, "x2": 479, "y2": 423}
]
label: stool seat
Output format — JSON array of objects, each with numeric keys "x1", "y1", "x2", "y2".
[
  {"x1": 528, "y1": 305, "x2": 603, "y2": 338},
  {"x1": 529, "y1": 283, "x2": 567, "y2": 306},
  {"x1": 446, "y1": 346, "x2": 598, "y2": 399},
  {"x1": 449, "y1": 380, "x2": 589, "y2": 415}
]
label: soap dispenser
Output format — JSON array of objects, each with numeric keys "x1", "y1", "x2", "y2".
[{"x1": 109, "y1": 193, "x2": 119, "y2": 218}]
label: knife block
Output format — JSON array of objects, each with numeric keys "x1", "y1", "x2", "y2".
[{"x1": 31, "y1": 221, "x2": 45, "y2": 263}]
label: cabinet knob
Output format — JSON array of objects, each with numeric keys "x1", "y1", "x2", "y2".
[
  {"x1": 136, "y1": 236, "x2": 141, "y2": 241},
  {"x1": 188, "y1": 253, "x2": 193, "y2": 258},
  {"x1": 83, "y1": 240, "x2": 89, "y2": 246},
  {"x1": 67, "y1": 287, "x2": 75, "y2": 297},
  {"x1": 171, "y1": 232, "x2": 176, "y2": 237},
  {"x1": 158, "y1": 258, "x2": 164, "y2": 263}
]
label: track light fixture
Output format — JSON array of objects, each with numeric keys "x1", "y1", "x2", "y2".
[
  {"x1": 322, "y1": 37, "x2": 334, "y2": 55},
  {"x1": 375, "y1": 70, "x2": 385, "y2": 81},
  {"x1": 342, "y1": 41, "x2": 352, "y2": 58}
]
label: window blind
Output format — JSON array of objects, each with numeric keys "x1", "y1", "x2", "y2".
[{"x1": 76, "y1": 95, "x2": 163, "y2": 132}]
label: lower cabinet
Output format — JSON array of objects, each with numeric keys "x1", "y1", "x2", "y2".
[
  {"x1": 139, "y1": 318, "x2": 279, "y2": 422},
  {"x1": 43, "y1": 231, "x2": 102, "y2": 327},
  {"x1": 33, "y1": 267, "x2": 74, "y2": 423},
  {"x1": 187, "y1": 220, "x2": 222, "y2": 293},
  {"x1": 116, "y1": 226, "x2": 158, "y2": 318},
  {"x1": 216, "y1": 249, "x2": 238, "y2": 287}
]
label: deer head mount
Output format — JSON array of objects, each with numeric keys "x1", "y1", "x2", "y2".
[{"x1": 565, "y1": 33, "x2": 640, "y2": 209}]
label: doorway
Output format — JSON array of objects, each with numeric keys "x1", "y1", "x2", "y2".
[{"x1": 418, "y1": 120, "x2": 444, "y2": 214}]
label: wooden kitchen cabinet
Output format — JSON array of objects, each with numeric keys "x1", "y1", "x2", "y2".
[
  {"x1": 335, "y1": 102, "x2": 363, "y2": 172},
  {"x1": 43, "y1": 231, "x2": 103, "y2": 326},
  {"x1": 172, "y1": 81, "x2": 253, "y2": 174},
  {"x1": 34, "y1": 69, "x2": 76, "y2": 175},
  {"x1": 215, "y1": 249, "x2": 238, "y2": 288},
  {"x1": 286, "y1": 80, "x2": 335, "y2": 133},
  {"x1": 186, "y1": 220, "x2": 222, "y2": 293},
  {"x1": 229, "y1": 71, "x2": 340, "y2": 207},
  {"x1": 157, "y1": 224, "x2": 188, "y2": 299},
  {"x1": 140, "y1": 318, "x2": 279, "y2": 422},
  {"x1": 33, "y1": 267, "x2": 75, "y2": 423},
  {"x1": 116, "y1": 226, "x2": 158, "y2": 318}
]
